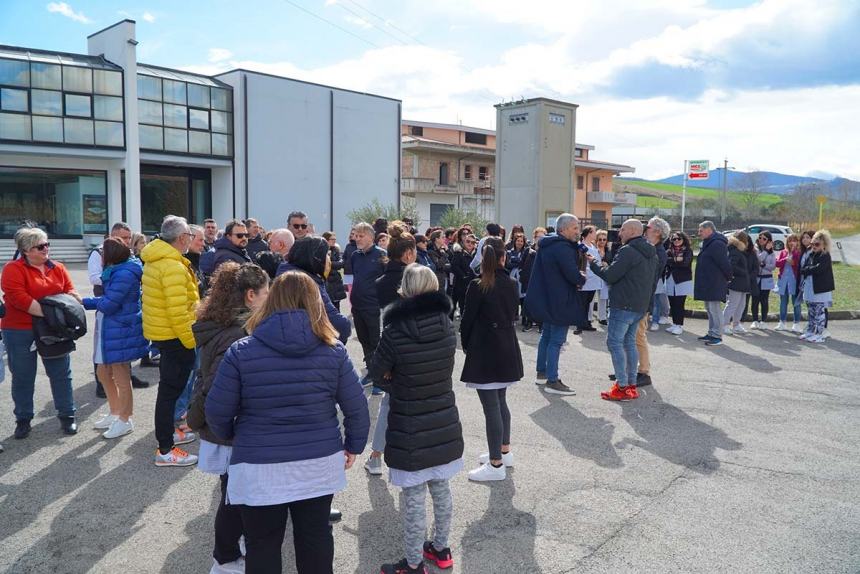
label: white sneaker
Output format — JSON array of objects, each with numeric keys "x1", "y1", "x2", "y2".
[
  {"x1": 758, "y1": 322, "x2": 768, "y2": 330},
  {"x1": 822, "y1": 329, "x2": 831, "y2": 340},
  {"x1": 750, "y1": 321, "x2": 760, "y2": 330},
  {"x1": 775, "y1": 321, "x2": 787, "y2": 331},
  {"x1": 666, "y1": 325, "x2": 683, "y2": 335},
  {"x1": 173, "y1": 428, "x2": 197, "y2": 445},
  {"x1": 468, "y1": 463, "x2": 506, "y2": 482},
  {"x1": 154, "y1": 447, "x2": 198, "y2": 467},
  {"x1": 658, "y1": 316, "x2": 672, "y2": 325},
  {"x1": 103, "y1": 418, "x2": 134, "y2": 439},
  {"x1": 808, "y1": 334, "x2": 826, "y2": 343},
  {"x1": 791, "y1": 323, "x2": 801, "y2": 333},
  {"x1": 93, "y1": 413, "x2": 117, "y2": 430},
  {"x1": 724, "y1": 326, "x2": 734, "y2": 335},
  {"x1": 734, "y1": 325, "x2": 748, "y2": 334},
  {"x1": 649, "y1": 323, "x2": 659, "y2": 332},
  {"x1": 478, "y1": 451, "x2": 514, "y2": 467},
  {"x1": 210, "y1": 557, "x2": 245, "y2": 574},
  {"x1": 364, "y1": 456, "x2": 384, "y2": 475},
  {"x1": 799, "y1": 332, "x2": 811, "y2": 340}
]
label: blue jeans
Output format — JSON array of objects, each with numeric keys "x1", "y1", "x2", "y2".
[
  {"x1": 650, "y1": 294, "x2": 669, "y2": 326},
  {"x1": 2, "y1": 328, "x2": 75, "y2": 421},
  {"x1": 605, "y1": 310, "x2": 644, "y2": 388},
  {"x1": 779, "y1": 293, "x2": 802, "y2": 323},
  {"x1": 536, "y1": 322, "x2": 569, "y2": 381},
  {"x1": 174, "y1": 349, "x2": 199, "y2": 421}
]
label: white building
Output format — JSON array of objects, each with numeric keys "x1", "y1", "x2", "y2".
[{"x1": 0, "y1": 20, "x2": 400, "y2": 260}]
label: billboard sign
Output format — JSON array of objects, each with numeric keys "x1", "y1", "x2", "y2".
[{"x1": 688, "y1": 160, "x2": 710, "y2": 180}]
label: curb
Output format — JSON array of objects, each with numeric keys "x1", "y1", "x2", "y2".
[{"x1": 686, "y1": 310, "x2": 860, "y2": 320}]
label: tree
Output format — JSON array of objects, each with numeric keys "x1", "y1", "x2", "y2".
[
  {"x1": 783, "y1": 183, "x2": 821, "y2": 229},
  {"x1": 738, "y1": 169, "x2": 768, "y2": 221},
  {"x1": 436, "y1": 206, "x2": 490, "y2": 234},
  {"x1": 347, "y1": 197, "x2": 419, "y2": 227}
]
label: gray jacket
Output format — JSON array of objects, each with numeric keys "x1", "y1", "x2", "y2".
[{"x1": 590, "y1": 236, "x2": 657, "y2": 313}]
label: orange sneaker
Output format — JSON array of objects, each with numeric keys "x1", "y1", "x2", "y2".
[
  {"x1": 601, "y1": 383, "x2": 633, "y2": 401},
  {"x1": 625, "y1": 385, "x2": 639, "y2": 400},
  {"x1": 173, "y1": 428, "x2": 197, "y2": 445},
  {"x1": 154, "y1": 447, "x2": 198, "y2": 467}
]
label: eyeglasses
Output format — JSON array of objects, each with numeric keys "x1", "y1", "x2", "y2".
[
  {"x1": 672, "y1": 237, "x2": 683, "y2": 241},
  {"x1": 292, "y1": 224, "x2": 308, "y2": 230},
  {"x1": 34, "y1": 242, "x2": 50, "y2": 251},
  {"x1": 233, "y1": 233, "x2": 249, "y2": 239}
]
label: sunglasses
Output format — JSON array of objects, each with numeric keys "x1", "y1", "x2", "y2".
[
  {"x1": 292, "y1": 224, "x2": 308, "y2": 230},
  {"x1": 672, "y1": 237, "x2": 683, "y2": 241},
  {"x1": 233, "y1": 233, "x2": 249, "y2": 238},
  {"x1": 812, "y1": 242, "x2": 822, "y2": 246},
  {"x1": 34, "y1": 242, "x2": 50, "y2": 251},
  {"x1": 597, "y1": 238, "x2": 607, "y2": 241}
]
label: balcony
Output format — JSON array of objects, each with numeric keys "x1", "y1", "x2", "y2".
[
  {"x1": 587, "y1": 191, "x2": 636, "y2": 205},
  {"x1": 401, "y1": 177, "x2": 495, "y2": 196}
]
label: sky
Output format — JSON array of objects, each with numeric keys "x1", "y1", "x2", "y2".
[{"x1": 2, "y1": 0, "x2": 860, "y2": 180}]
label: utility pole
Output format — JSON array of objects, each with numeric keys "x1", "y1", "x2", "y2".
[{"x1": 720, "y1": 157, "x2": 728, "y2": 225}]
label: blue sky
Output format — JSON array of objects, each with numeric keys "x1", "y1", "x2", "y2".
[{"x1": 2, "y1": 0, "x2": 860, "y2": 180}]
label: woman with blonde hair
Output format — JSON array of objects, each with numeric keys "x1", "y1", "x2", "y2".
[
  {"x1": 799, "y1": 230, "x2": 835, "y2": 343},
  {"x1": 206, "y1": 271, "x2": 369, "y2": 574}
]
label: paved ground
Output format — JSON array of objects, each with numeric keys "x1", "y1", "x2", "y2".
[
  {"x1": 1, "y1": 264, "x2": 859, "y2": 573},
  {"x1": 834, "y1": 233, "x2": 860, "y2": 265}
]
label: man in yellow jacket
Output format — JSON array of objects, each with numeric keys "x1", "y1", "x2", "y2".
[{"x1": 141, "y1": 215, "x2": 200, "y2": 467}]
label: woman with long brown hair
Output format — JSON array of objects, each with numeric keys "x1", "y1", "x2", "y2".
[
  {"x1": 460, "y1": 237, "x2": 523, "y2": 482},
  {"x1": 206, "y1": 271, "x2": 369, "y2": 574}
]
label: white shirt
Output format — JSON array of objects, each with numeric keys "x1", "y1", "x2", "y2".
[{"x1": 87, "y1": 247, "x2": 103, "y2": 287}]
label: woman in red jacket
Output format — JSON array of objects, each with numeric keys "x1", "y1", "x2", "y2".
[{"x1": 1, "y1": 227, "x2": 81, "y2": 439}]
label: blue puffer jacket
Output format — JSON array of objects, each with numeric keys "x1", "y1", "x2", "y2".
[
  {"x1": 205, "y1": 309, "x2": 370, "y2": 465},
  {"x1": 83, "y1": 259, "x2": 149, "y2": 364},
  {"x1": 275, "y1": 261, "x2": 351, "y2": 343},
  {"x1": 693, "y1": 232, "x2": 733, "y2": 302},
  {"x1": 523, "y1": 234, "x2": 587, "y2": 326}
]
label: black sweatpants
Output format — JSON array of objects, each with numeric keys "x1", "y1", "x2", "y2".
[
  {"x1": 239, "y1": 494, "x2": 334, "y2": 574},
  {"x1": 214, "y1": 473, "x2": 244, "y2": 565},
  {"x1": 352, "y1": 307, "x2": 380, "y2": 366},
  {"x1": 477, "y1": 388, "x2": 511, "y2": 461},
  {"x1": 579, "y1": 290, "x2": 596, "y2": 326},
  {"x1": 153, "y1": 339, "x2": 196, "y2": 453},
  {"x1": 668, "y1": 295, "x2": 687, "y2": 326},
  {"x1": 751, "y1": 290, "x2": 770, "y2": 322}
]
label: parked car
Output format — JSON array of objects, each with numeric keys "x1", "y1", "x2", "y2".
[{"x1": 744, "y1": 224, "x2": 793, "y2": 250}]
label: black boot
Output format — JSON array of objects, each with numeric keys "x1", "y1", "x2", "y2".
[
  {"x1": 131, "y1": 375, "x2": 150, "y2": 389},
  {"x1": 140, "y1": 355, "x2": 160, "y2": 368},
  {"x1": 14, "y1": 419, "x2": 31, "y2": 439},
  {"x1": 59, "y1": 416, "x2": 78, "y2": 435}
]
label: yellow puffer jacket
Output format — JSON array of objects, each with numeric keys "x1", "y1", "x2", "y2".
[{"x1": 140, "y1": 239, "x2": 199, "y2": 349}]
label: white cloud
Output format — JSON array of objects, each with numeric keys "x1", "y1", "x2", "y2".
[
  {"x1": 207, "y1": 48, "x2": 234, "y2": 63},
  {"x1": 46, "y1": 2, "x2": 91, "y2": 24},
  {"x1": 142, "y1": 11, "x2": 156, "y2": 23}
]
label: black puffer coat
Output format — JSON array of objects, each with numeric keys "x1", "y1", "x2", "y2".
[
  {"x1": 368, "y1": 291, "x2": 464, "y2": 472},
  {"x1": 450, "y1": 245, "x2": 476, "y2": 301},
  {"x1": 326, "y1": 245, "x2": 347, "y2": 303},
  {"x1": 426, "y1": 245, "x2": 450, "y2": 292},
  {"x1": 460, "y1": 270, "x2": 524, "y2": 384},
  {"x1": 727, "y1": 235, "x2": 751, "y2": 293}
]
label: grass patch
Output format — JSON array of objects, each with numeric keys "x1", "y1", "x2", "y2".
[
  {"x1": 618, "y1": 179, "x2": 783, "y2": 207},
  {"x1": 637, "y1": 195, "x2": 678, "y2": 208}
]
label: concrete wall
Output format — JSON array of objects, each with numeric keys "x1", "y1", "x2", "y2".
[{"x1": 495, "y1": 102, "x2": 541, "y2": 233}]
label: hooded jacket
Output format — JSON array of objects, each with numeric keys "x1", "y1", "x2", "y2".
[
  {"x1": 275, "y1": 261, "x2": 351, "y2": 344},
  {"x1": 210, "y1": 236, "x2": 252, "y2": 274},
  {"x1": 140, "y1": 239, "x2": 200, "y2": 349},
  {"x1": 205, "y1": 309, "x2": 370, "y2": 465},
  {"x1": 589, "y1": 235, "x2": 657, "y2": 313},
  {"x1": 83, "y1": 259, "x2": 148, "y2": 364},
  {"x1": 726, "y1": 235, "x2": 751, "y2": 293},
  {"x1": 523, "y1": 234, "x2": 587, "y2": 326},
  {"x1": 694, "y1": 232, "x2": 733, "y2": 302},
  {"x1": 33, "y1": 293, "x2": 87, "y2": 357},
  {"x1": 368, "y1": 291, "x2": 463, "y2": 471},
  {"x1": 245, "y1": 235, "x2": 269, "y2": 259}
]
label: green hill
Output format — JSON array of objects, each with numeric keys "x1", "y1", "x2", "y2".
[{"x1": 617, "y1": 179, "x2": 783, "y2": 208}]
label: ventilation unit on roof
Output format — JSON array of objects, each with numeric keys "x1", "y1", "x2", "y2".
[{"x1": 508, "y1": 113, "x2": 529, "y2": 125}]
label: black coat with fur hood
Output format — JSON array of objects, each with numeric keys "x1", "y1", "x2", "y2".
[
  {"x1": 367, "y1": 290, "x2": 464, "y2": 472},
  {"x1": 727, "y1": 235, "x2": 751, "y2": 293}
]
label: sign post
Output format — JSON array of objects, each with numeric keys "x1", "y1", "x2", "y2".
[
  {"x1": 817, "y1": 194, "x2": 827, "y2": 228},
  {"x1": 681, "y1": 160, "x2": 709, "y2": 231}
]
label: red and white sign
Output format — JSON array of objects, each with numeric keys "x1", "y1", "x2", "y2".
[{"x1": 687, "y1": 160, "x2": 710, "y2": 180}]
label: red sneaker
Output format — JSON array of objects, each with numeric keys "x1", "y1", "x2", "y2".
[
  {"x1": 601, "y1": 383, "x2": 633, "y2": 401},
  {"x1": 625, "y1": 385, "x2": 639, "y2": 400}
]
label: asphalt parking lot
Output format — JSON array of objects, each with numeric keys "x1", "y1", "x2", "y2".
[{"x1": 1, "y1": 264, "x2": 858, "y2": 573}]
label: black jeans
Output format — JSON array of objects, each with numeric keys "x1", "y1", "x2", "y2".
[
  {"x1": 579, "y1": 290, "x2": 595, "y2": 326},
  {"x1": 239, "y1": 494, "x2": 334, "y2": 574},
  {"x1": 751, "y1": 291, "x2": 770, "y2": 322},
  {"x1": 668, "y1": 295, "x2": 687, "y2": 326},
  {"x1": 477, "y1": 388, "x2": 511, "y2": 461},
  {"x1": 352, "y1": 307, "x2": 380, "y2": 366},
  {"x1": 214, "y1": 473, "x2": 244, "y2": 565},
  {"x1": 153, "y1": 339, "x2": 196, "y2": 453}
]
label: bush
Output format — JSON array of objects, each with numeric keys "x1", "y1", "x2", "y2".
[
  {"x1": 347, "y1": 197, "x2": 419, "y2": 227},
  {"x1": 436, "y1": 207, "x2": 490, "y2": 234}
]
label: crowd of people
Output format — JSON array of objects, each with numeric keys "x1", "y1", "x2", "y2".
[{"x1": 0, "y1": 208, "x2": 838, "y2": 573}]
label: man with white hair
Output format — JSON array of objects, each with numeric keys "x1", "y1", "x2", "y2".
[
  {"x1": 255, "y1": 228, "x2": 295, "y2": 279},
  {"x1": 140, "y1": 215, "x2": 200, "y2": 467},
  {"x1": 588, "y1": 219, "x2": 657, "y2": 401}
]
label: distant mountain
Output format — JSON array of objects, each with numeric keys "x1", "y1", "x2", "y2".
[{"x1": 653, "y1": 170, "x2": 822, "y2": 194}]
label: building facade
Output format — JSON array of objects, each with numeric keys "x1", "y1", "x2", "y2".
[{"x1": 0, "y1": 20, "x2": 400, "y2": 260}]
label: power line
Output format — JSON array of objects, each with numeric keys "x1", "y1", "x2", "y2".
[
  {"x1": 280, "y1": 0, "x2": 380, "y2": 48},
  {"x1": 334, "y1": 1, "x2": 410, "y2": 46},
  {"x1": 340, "y1": 0, "x2": 426, "y2": 46}
]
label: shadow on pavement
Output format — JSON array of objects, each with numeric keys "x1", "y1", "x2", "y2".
[
  {"x1": 617, "y1": 386, "x2": 742, "y2": 473},
  {"x1": 460, "y1": 479, "x2": 539, "y2": 572},
  {"x1": 347, "y1": 473, "x2": 401, "y2": 574},
  {"x1": 530, "y1": 394, "x2": 623, "y2": 468},
  {"x1": 161, "y1": 476, "x2": 221, "y2": 573}
]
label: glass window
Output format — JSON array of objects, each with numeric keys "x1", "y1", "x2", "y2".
[
  {"x1": 94, "y1": 95, "x2": 123, "y2": 121},
  {"x1": 187, "y1": 84, "x2": 210, "y2": 108},
  {"x1": 62, "y1": 66, "x2": 92, "y2": 93},
  {"x1": 164, "y1": 128, "x2": 188, "y2": 152},
  {"x1": 32, "y1": 89, "x2": 63, "y2": 115},
  {"x1": 95, "y1": 121, "x2": 123, "y2": 147},
  {"x1": 0, "y1": 59, "x2": 30, "y2": 87},
  {"x1": 139, "y1": 124, "x2": 163, "y2": 150},
  {"x1": 163, "y1": 80, "x2": 186, "y2": 104},
  {"x1": 0, "y1": 113, "x2": 31, "y2": 140},
  {"x1": 188, "y1": 108, "x2": 209, "y2": 130},
  {"x1": 137, "y1": 74, "x2": 162, "y2": 100},
  {"x1": 63, "y1": 118, "x2": 94, "y2": 144},
  {"x1": 138, "y1": 99, "x2": 163, "y2": 125},
  {"x1": 93, "y1": 70, "x2": 122, "y2": 96},
  {"x1": 32, "y1": 116, "x2": 63, "y2": 142},
  {"x1": 1, "y1": 88, "x2": 28, "y2": 112},
  {"x1": 211, "y1": 133, "x2": 232, "y2": 156},
  {"x1": 31, "y1": 63, "x2": 62, "y2": 89},
  {"x1": 211, "y1": 110, "x2": 232, "y2": 134},
  {"x1": 163, "y1": 104, "x2": 187, "y2": 128},
  {"x1": 211, "y1": 87, "x2": 231, "y2": 110},
  {"x1": 0, "y1": 167, "x2": 108, "y2": 238},
  {"x1": 189, "y1": 130, "x2": 210, "y2": 154},
  {"x1": 65, "y1": 94, "x2": 92, "y2": 117}
]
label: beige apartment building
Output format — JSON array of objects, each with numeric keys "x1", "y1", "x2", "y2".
[{"x1": 401, "y1": 119, "x2": 635, "y2": 229}]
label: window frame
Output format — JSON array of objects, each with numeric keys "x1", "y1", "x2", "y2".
[{"x1": 63, "y1": 92, "x2": 94, "y2": 118}]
